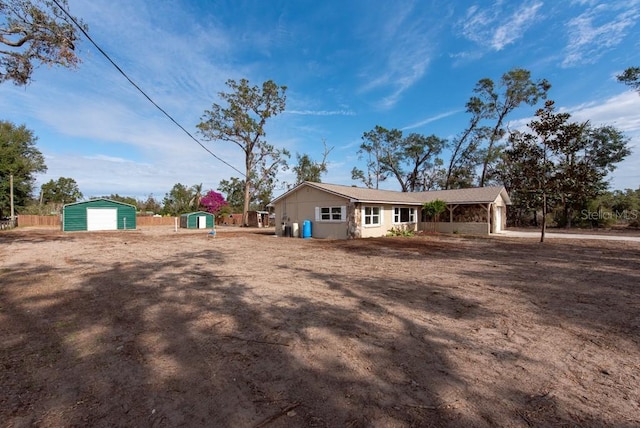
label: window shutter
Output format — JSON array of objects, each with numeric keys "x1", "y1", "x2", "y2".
[
  {"x1": 315, "y1": 207, "x2": 320, "y2": 221},
  {"x1": 341, "y1": 206, "x2": 346, "y2": 221}
]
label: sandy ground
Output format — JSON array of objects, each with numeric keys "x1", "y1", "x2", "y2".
[{"x1": 1, "y1": 226, "x2": 639, "y2": 427}]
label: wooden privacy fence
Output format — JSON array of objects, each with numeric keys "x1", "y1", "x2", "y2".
[
  {"x1": 136, "y1": 217, "x2": 178, "y2": 227},
  {"x1": 15, "y1": 215, "x2": 178, "y2": 228},
  {"x1": 16, "y1": 215, "x2": 60, "y2": 227}
]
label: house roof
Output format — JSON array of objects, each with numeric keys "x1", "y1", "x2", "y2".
[{"x1": 270, "y1": 182, "x2": 511, "y2": 206}]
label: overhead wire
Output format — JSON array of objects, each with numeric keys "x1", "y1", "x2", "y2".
[{"x1": 50, "y1": 0, "x2": 245, "y2": 178}]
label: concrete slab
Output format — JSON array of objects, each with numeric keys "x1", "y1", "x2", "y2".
[{"x1": 499, "y1": 230, "x2": 640, "y2": 242}]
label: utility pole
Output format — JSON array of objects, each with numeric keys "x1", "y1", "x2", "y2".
[
  {"x1": 10, "y1": 173, "x2": 15, "y2": 226},
  {"x1": 540, "y1": 191, "x2": 546, "y2": 243}
]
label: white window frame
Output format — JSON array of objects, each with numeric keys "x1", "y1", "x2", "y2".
[
  {"x1": 315, "y1": 205, "x2": 346, "y2": 222},
  {"x1": 393, "y1": 206, "x2": 416, "y2": 224},
  {"x1": 362, "y1": 206, "x2": 381, "y2": 227}
]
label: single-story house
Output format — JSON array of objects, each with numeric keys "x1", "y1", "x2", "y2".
[
  {"x1": 180, "y1": 211, "x2": 215, "y2": 229},
  {"x1": 62, "y1": 198, "x2": 137, "y2": 232},
  {"x1": 269, "y1": 181, "x2": 511, "y2": 239}
]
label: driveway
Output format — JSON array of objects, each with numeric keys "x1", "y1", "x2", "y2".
[{"x1": 501, "y1": 229, "x2": 640, "y2": 242}]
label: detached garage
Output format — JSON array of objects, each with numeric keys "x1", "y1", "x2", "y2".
[
  {"x1": 62, "y1": 199, "x2": 137, "y2": 232},
  {"x1": 180, "y1": 211, "x2": 214, "y2": 229}
]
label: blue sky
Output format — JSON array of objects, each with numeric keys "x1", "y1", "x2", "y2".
[{"x1": 1, "y1": 0, "x2": 639, "y2": 200}]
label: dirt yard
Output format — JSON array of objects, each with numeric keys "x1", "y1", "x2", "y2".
[{"x1": 1, "y1": 226, "x2": 639, "y2": 427}]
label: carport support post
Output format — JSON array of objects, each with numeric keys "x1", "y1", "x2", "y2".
[
  {"x1": 447, "y1": 204, "x2": 458, "y2": 223},
  {"x1": 174, "y1": 217, "x2": 178, "y2": 232},
  {"x1": 485, "y1": 203, "x2": 491, "y2": 234}
]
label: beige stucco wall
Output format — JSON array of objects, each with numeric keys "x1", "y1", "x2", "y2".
[
  {"x1": 273, "y1": 186, "x2": 350, "y2": 239},
  {"x1": 356, "y1": 204, "x2": 420, "y2": 238}
]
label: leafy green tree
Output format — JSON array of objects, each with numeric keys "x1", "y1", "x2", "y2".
[
  {"x1": 350, "y1": 167, "x2": 371, "y2": 189},
  {"x1": 293, "y1": 140, "x2": 333, "y2": 185},
  {"x1": 40, "y1": 176, "x2": 82, "y2": 209},
  {"x1": 419, "y1": 158, "x2": 447, "y2": 191},
  {"x1": 162, "y1": 183, "x2": 192, "y2": 216},
  {"x1": 0, "y1": 120, "x2": 46, "y2": 217},
  {"x1": 353, "y1": 126, "x2": 446, "y2": 192},
  {"x1": 189, "y1": 183, "x2": 203, "y2": 211},
  {"x1": 505, "y1": 101, "x2": 571, "y2": 240},
  {"x1": 553, "y1": 124, "x2": 629, "y2": 227},
  {"x1": 217, "y1": 175, "x2": 272, "y2": 212},
  {"x1": 351, "y1": 126, "x2": 392, "y2": 189},
  {"x1": 444, "y1": 97, "x2": 489, "y2": 189},
  {"x1": 474, "y1": 68, "x2": 551, "y2": 186},
  {"x1": 197, "y1": 79, "x2": 290, "y2": 226},
  {"x1": 294, "y1": 154, "x2": 321, "y2": 183},
  {"x1": 498, "y1": 125, "x2": 548, "y2": 227},
  {"x1": 249, "y1": 169, "x2": 277, "y2": 211},
  {"x1": 504, "y1": 100, "x2": 630, "y2": 240},
  {"x1": 584, "y1": 188, "x2": 640, "y2": 227},
  {"x1": 96, "y1": 194, "x2": 137, "y2": 207},
  {"x1": 401, "y1": 133, "x2": 447, "y2": 191},
  {"x1": 617, "y1": 66, "x2": 640, "y2": 93},
  {"x1": 218, "y1": 177, "x2": 244, "y2": 213},
  {"x1": 139, "y1": 194, "x2": 161, "y2": 214},
  {"x1": 608, "y1": 188, "x2": 640, "y2": 213},
  {"x1": 0, "y1": 0, "x2": 87, "y2": 85}
]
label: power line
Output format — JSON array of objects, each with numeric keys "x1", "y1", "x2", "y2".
[{"x1": 50, "y1": 0, "x2": 245, "y2": 178}]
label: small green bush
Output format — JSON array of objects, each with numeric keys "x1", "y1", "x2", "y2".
[{"x1": 387, "y1": 226, "x2": 414, "y2": 237}]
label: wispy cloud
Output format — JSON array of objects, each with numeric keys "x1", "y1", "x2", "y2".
[
  {"x1": 568, "y1": 91, "x2": 640, "y2": 132},
  {"x1": 562, "y1": 2, "x2": 640, "y2": 67},
  {"x1": 84, "y1": 154, "x2": 136, "y2": 163},
  {"x1": 509, "y1": 91, "x2": 640, "y2": 134},
  {"x1": 491, "y1": 2, "x2": 544, "y2": 50},
  {"x1": 507, "y1": 91, "x2": 640, "y2": 189},
  {"x1": 287, "y1": 109, "x2": 355, "y2": 116},
  {"x1": 402, "y1": 109, "x2": 462, "y2": 131},
  {"x1": 575, "y1": 91, "x2": 640, "y2": 189},
  {"x1": 458, "y1": 1, "x2": 544, "y2": 51},
  {"x1": 358, "y1": 3, "x2": 443, "y2": 109}
]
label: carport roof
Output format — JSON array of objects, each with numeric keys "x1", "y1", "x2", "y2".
[{"x1": 270, "y1": 182, "x2": 511, "y2": 206}]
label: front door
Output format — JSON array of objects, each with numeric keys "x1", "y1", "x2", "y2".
[{"x1": 198, "y1": 216, "x2": 207, "y2": 229}]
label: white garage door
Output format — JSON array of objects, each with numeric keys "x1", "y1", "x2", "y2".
[{"x1": 87, "y1": 208, "x2": 118, "y2": 231}]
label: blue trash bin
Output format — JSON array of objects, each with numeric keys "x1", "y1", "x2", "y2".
[{"x1": 302, "y1": 220, "x2": 312, "y2": 239}]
